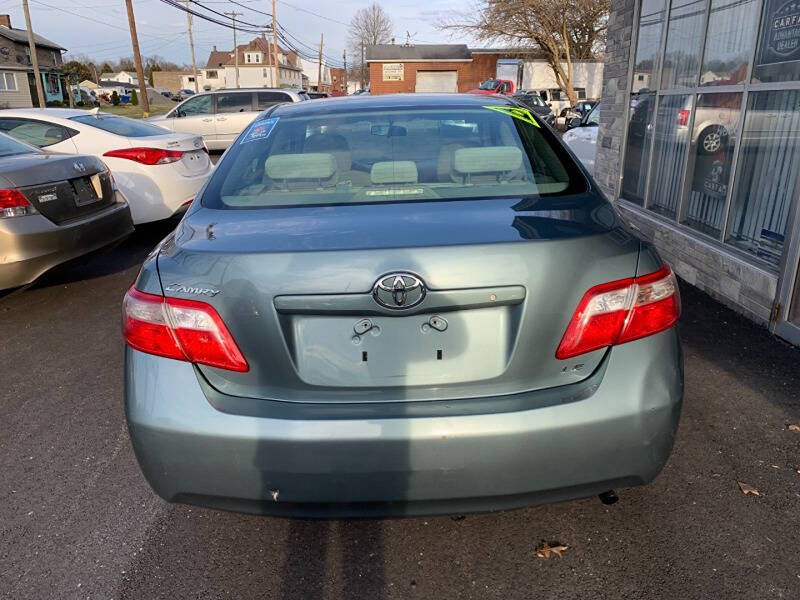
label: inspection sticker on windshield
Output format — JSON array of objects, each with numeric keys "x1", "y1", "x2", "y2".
[
  {"x1": 243, "y1": 117, "x2": 278, "y2": 143},
  {"x1": 483, "y1": 106, "x2": 540, "y2": 128}
]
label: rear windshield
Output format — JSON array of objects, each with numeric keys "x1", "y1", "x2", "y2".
[
  {"x1": 70, "y1": 114, "x2": 169, "y2": 137},
  {"x1": 0, "y1": 132, "x2": 37, "y2": 157},
  {"x1": 203, "y1": 106, "x2": 584, "y2": 209}
]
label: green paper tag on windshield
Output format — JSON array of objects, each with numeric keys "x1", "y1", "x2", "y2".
[{"x1": 483, "y1": 105, "x2": 540, "y2": 128}]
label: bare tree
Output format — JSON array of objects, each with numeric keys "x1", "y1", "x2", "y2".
[
  {"x1": 439, "y1": 0, "x2": 608, "y2": 105},
  {"x1": 348, "y1": 3, "x2": 393, "y2": 88}
]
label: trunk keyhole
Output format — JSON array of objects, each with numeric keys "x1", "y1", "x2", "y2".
[{"x1": 436, "y1": 349, "x2": 443, "y2": 360}]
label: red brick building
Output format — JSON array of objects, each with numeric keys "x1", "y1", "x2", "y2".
[{"x1": 366, "y1": 44, "x2": 536, "y2": 95}]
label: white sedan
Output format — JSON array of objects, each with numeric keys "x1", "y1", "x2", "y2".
[
  {"x1": 561, "y1": 101, "x2": 601, "y2": 176},
  {"x1": 0, "y1": 108, "x2": 213, "y2": 224}
]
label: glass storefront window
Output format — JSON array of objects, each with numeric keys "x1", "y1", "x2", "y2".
[
  {"x1": 647, "y1": 95, "x2": 692, "y2": 219},
  {"x1": 662, "y1": 0, "x2": 708, "y2": 88},
  {"x1": 700, "y1": 0, "x2": 760, "y2": 86},
  {"x1": 633, "y1": 0, "x2": 668, "y2": 92},
  {"x1": 752, "y1": 0, "x2": 800, "y2": 83},
  {"x1": 681, "y1": 93, "x2": 742, "y2": 237},
  {"x1": 621, "y1": 94, "x2": 657, "y2": 205},
  {"x1": 726, "y1": 90, "x2": 800, "y2": 266}
]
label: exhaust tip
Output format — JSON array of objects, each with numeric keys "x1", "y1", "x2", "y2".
[{"x1": 599, "y1": 490, "x2": 619, "y2": 505}]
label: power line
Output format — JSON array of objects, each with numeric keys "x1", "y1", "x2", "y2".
[{"x1": 276, "y1": 0, "x2": 348, "y2": 27}]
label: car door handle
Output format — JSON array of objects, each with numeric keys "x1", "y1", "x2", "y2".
[
  {"x1": 202, "y1": 118, "x2": 213, "y2": 122},
  {"x1": 216, "y1": 117, "x2": 227, "y2": 121}
]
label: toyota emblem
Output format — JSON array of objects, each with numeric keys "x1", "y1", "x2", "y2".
[{"x1": 372, "y1": 273, "x2": 426, "y2": 310}]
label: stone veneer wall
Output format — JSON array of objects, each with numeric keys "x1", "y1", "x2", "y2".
[{"x1": 595, "y1": 0, "x2": 779, "y2": 327}]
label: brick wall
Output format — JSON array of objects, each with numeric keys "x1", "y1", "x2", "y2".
[
  {"x1": 595, "y1": 0, "x2": 635, "y2": 199},
  {"x1": 369, "y1": 61, "x2": 474, "y2": 94}
]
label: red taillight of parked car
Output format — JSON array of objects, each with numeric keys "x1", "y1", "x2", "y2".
[
  {"x1": 104, "y1": 147, "x2": 183, "y2": 165},
  {"x1": 0, "y1": 188, "x2": 35, "y2": 219},
  {"x1": 676, "y1": 109, "x2": 690, "y2": 126},
  {"x1": 122, "y1": 286, "x2": 249, "y2": 372},
  {"x1": 556, "y1": 265, "x2": 681, "y2": 359}
]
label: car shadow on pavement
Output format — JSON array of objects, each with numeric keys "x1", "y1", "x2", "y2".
[{"x1": 23, "y1": 219, "x2": 179, "y2": 293}]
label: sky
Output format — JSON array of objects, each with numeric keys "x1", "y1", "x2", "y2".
[{"x1": 0, "y1": 0, "x2": 473, "y2": 69}]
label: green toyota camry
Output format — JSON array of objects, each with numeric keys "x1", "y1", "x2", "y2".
[{"x1": 123, "y1": 93, "x2": 683, "y2": 517}]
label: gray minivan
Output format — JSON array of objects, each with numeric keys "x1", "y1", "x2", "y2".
[{"x1": 149, "y1": 88, "x2": 307, "y2": 151}]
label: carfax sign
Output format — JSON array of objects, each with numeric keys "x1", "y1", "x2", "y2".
[{"x1": 758, "y1": 0, "x2": 800, "y2": 66}]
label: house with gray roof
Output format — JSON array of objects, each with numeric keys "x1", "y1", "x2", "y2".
[{"x1": 0, "y1": 13, "x2": 66, "y2": 107}]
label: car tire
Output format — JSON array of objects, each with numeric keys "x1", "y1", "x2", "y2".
[{"x1": 698, "y1": 126, "x2": 728, "y2": 154}]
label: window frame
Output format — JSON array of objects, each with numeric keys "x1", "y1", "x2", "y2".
[
  {"x1": 617, "y1": 0, "x2": 800, "y2": 273},
  {"x1": 0, "y1": 71, "x2": 17, "y2": 91}
]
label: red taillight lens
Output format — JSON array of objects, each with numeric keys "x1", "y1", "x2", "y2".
[
  {"x1": 122, "y1": 286, "x2": 248, "y2": 372},
  {"x1": 104, "y1": 147, "x2": 183, "y2": 165},
  {"x1": 0, "y1": 188, "x2": 35, "y2": 218},
  {"x1": 676, "y1": 109, "x2": 690, "y2": 126},
  {"x1": 556, "y1": 266, "x2": 680, "y2": 359}
]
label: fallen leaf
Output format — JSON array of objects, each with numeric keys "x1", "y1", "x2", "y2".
[
  {"x1": 536, "y1": 541, "x2": 569, "y2": 559},
  {"x1": 737, "y1": 481, "x2": 761, "y2": 496},
  {"x1": 787, "y1": 423, "x2": 800, "y2": 432}
]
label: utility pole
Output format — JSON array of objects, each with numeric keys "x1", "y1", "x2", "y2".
[
  {"x1": 185, "y1": 0, "x2": 199, "y2": 93},
  {"x1": 342, "y1": 49, "x2": 347, "y2": 95},
  {"x1": 224, "y1": 11, "x2": 242, "y2": 88},
  {"x1": 21, "y1": 0, "x2": 45, "y2": 108},
  {"x1": 317, "y1": 33, "x2": 323, "y2": 92},
  {"x1": 360, "y1": 42, "x2": 365, "y2": 90},
  {"x1": 124, "y1": 0, "x2": 150, "y2": 116},
  {"x1": 91, "y1": 63, "x2": 99, "y2": 84},
  {"x1": 271, "y1": 0, "x2": 280, "y2": 88}
]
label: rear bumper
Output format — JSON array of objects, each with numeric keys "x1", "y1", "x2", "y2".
[
  {"x1": 0, "y1": 197, "x2": 133, "y2": 290},
  {"x1": 107, "y1": 159, "x2": 211, "y2": 225},
  {"x1": 125, "y1": 329, "x2": 683, "y2": 518}
]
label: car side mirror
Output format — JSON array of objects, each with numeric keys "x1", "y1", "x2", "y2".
[
  {"x1": 547, "y1": 103, "x2": 552, "y2": 108},
  {"x1": 569, "y1": 117, "x2": 583, "y2": 128}
]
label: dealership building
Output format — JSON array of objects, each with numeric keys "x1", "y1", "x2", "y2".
[{"x1": 596, "y1": 0, "x2": 800, "y2": 345}]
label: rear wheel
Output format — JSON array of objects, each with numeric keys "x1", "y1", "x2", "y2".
[{"x1": 698, "y1": 126, "x2": 728, "y2": 154}]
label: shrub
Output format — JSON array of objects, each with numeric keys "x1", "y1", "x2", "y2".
[
  {"x1": 130, "y1": 88, "x2": 138, "y2": 106},
  {"x1": 111, "y1": 91, "x2": 120, "y2": 106}
]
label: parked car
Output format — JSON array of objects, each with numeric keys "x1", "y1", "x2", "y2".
[
  {"x1": 468, "y1": 79, "x2": 515, "y2": 95},
  {"x1": 555, "y1": 100, "x2": 598, "y2": 132},
  {"x1": 0, "y1": 131, "x2": 133, "y2": 291},
  {"x1": 511, "y1": 90, "x2": 554, "y2": 124},
  {"x1": 562, "y1": 100, "x2": 601, "y2": 176},
  {"x1": 124, "y1": 93, "x2": 683, "y2": 518},
  {"x1": 0, "y1": 108, "x2": 213, "y2": 224},
  {"x1": 148, "y1": 88, "x2": 307, "y2": 151}
]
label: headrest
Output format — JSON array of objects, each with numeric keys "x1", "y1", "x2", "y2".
[
  {"x1": 453, "y1": 146, "x2": 523, "y2": 175},
  {"x1": 265, "y1": 153, "x2": 337, "y2": 181},
  {"x1": 370, "y1": 161, "x2": 418, "y2": 184}
]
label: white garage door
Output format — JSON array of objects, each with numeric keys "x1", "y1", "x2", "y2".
[{"x1": 415, "y1": 71, "x2": 458, "y2": 93}]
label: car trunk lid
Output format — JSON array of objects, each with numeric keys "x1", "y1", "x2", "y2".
[
  {"x1": 1, "y1": 154, "x2": 116, "y2": 225},
  {"x1": 156, "y1": 195, "x2": 640, "y2": 403}
]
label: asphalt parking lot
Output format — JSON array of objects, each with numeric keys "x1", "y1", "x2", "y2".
[{"x1": 1, "y1": 222, "x2": 799, "y2": 600}]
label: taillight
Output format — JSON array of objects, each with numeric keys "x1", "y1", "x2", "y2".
[
  {"x1": 122, "y1": 286, "x2": 248, "y2": 372},
  {"x1": 556, "y1": 265, "x2": 680, "y2": 359},
  {"x1": 104, "y1": 147, "x2": 183, "y2": 165},
  {"x1": 0, "y1": 188, "x2": 36, "y2": 219},
  {"x1": 676, "y1": 109, "x2": 690, "y2": 126}
]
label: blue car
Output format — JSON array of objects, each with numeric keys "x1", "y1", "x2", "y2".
[{"x1": 123, "y1": 94, "x2": 683, "y2": 518}]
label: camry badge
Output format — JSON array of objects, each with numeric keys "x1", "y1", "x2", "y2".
[
  {"x1": 165, "y1": 283, "x2": 220, "y2": 297},
  {"x1": 372, "y1": 273, "x2": 426, "y2": 309}
]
